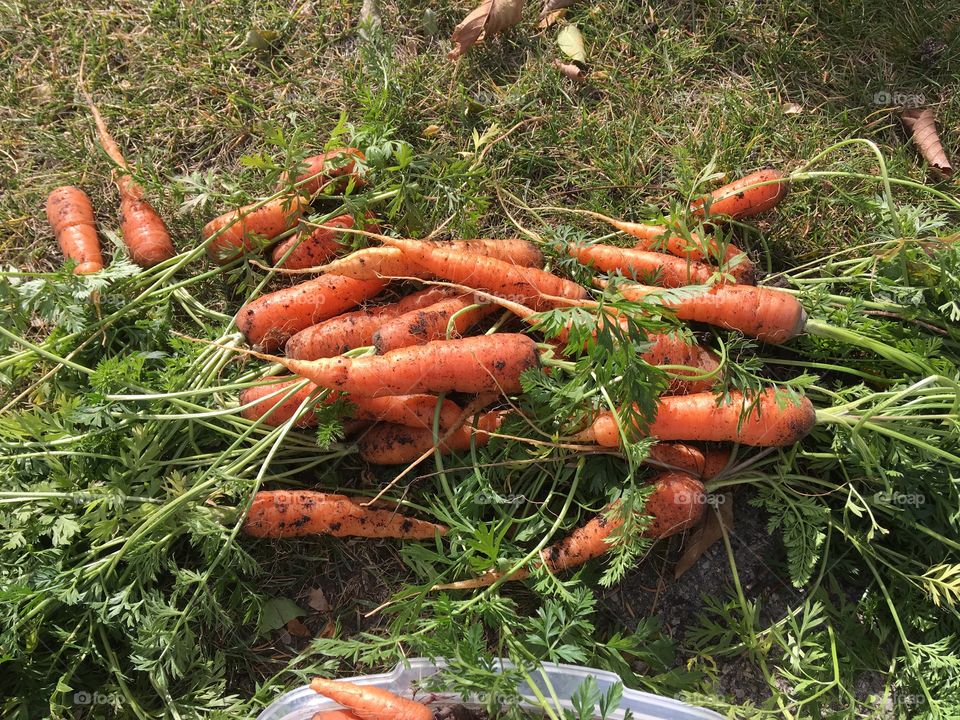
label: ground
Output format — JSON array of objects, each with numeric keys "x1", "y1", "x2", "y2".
[{"x1": 1, "y1": 0, "x2": 958, "y2": 718}]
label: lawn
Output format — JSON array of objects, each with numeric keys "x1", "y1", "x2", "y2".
[{"x1": 1, "y1": 1, "x2": 959, "y2": 718}]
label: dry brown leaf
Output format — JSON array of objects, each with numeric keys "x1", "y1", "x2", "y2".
[
  {"x1": 319, "y1": 617, "x2": 336, "y2": 638},
  {"x1": 674, "y1": 492, "x2": 733, "y2": 579},
  {"x1": 901, "y1": 108, "x2": 953, "y2": 177},
  {"x1": 553, "y1": 59, "x2": 586, "y2": 82},
  {"x1": 307, "y1": 587, "x2": 330, "y2": 612},
  {"x1": 538, "y1": 8, "x2": 566, "y2": 28},
  {"x1": 540, "y1": 0, "x2": 578, "y2": 20},
  {"x1": 448, "y1": 0, "x2": 525, "y2": 60},
  {"x1": 286, "y1": 618, "x2": 312, "y2": 638}
]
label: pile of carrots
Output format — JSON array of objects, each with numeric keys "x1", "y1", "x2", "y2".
[{"x1": 191, "y1": 153, "x2": 808, "y2": 586}]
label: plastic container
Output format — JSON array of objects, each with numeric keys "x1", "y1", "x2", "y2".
[{"x1": 257, "y1": 657, "x2": 723, "y2": 720}]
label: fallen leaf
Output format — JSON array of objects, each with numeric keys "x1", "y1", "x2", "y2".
[
  {"x1": 553, "y1": 59, "x2": 586, "y2": 82},
  {"x1": 307, "y1": 587, "x2": 330, "y2": 612},
  {"x1": 258, "y1": 597, "x2": 305, "y2": 635},
  {"x1": 782, "y1": 102, "x2": 803, "y2": 115},
  {"x1": 423, "y1": 124, "x2": 442, "y2": 138},
  {"x1": 674, "y1": 492, "x2": 733, "y2": 579},
  {"x1": 538, "y1": 8, "x2": 566, "y2": 28},
  {"x1": 901, "y1": 108, "x2": 953, "y2": 178},
  {"x1": 540, "y1": 0, "x2": 578, "y2": 20},
  {"x1": 448, "y1": 0, "x2": 525, "y2": 60},
  {"x1": 319, "y1": 617, "x2": 336, "y2": 638},
  {"x1": 423, "y1": 8, "x2": 440, "y2": 36},
  {"x1": 557, "y1": 24, "x2": 586, "y2": 62},
  {"x1": 286, "y1": 618, "x2": 312, "y2": 638}
]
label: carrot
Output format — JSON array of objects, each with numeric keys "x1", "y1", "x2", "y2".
[
  {"x1": 433, "y1": 472, "x2": 705, "y2": 590},
  {"x1": 203, "y1": 196, "x2": 305, "y2": 264},
  {"x1": 380, "y1": 237, "x2": 588, "y2": 311},
  {"x1": 641, "y1": 331, "x2": 719, "y2": 394},
  {"x1": 569, "y1": 243, "x2": 717, "y2": 287},
  {"x1": 690, "y1": 168, "x2": 789, "y2": 220},
  {"x1": 243, "y1": 490, "x2": 445, "y2": 540},
  {"x1": 312, "y1": 712, "x2": 363, "y2": 720},
  {"x1": 82, "y1": 94, "x2": 176, "y2": 268},
  {"x1": 358, "y1": 411, "x2": 503, "y2": 464},
  {"x1": 272, "y1": 213, "x2": 380, "y2": 270},
  {"x1": 372, "y1": 296, "x2": 497, "y2": 353},
  {"x1": 700, "y1": 446, "x2": 733, "y2": 479},
  {"x1": 271, "y1": 334, "x2": 540, "y2": 397},
  {"x1": 586, "y1": 388, "x2": 816, "y2": 448},
  {"x1": 309, "y1": 678, "x2": 432, "y2": 720},
  {"x1": 240, "y1": 378, "x2": 463, "y2": 430},
  {"x1": 277, "y1": 148, "x2": 365, "y2": 196},
  {"x1": 236, "y1": 275, "x2": 386, "y2": 350},
  {"x1": 285, "y1": 287, "x2": 452, "y2": 359},
  {"x1": 45, "y1": 186, "x2": 104, "y2": 274},
  {"x1": 646, "y1": 443, "x2": 709, "y2": 478},
  {"x1": 611, "y1": 280, "x2": 807, "y2": 344}
]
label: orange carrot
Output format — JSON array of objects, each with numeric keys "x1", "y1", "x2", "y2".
[
  {"x1": 372, "y1": 295, "x2": 497, "y2": 353},
  {"x1": 203, "y1": 196, "x2": 305, "y2": 264},
  {"x1": 586, "y1": 388, "x2": 816, "y2": 448},
  {"x1": 358, "y1": 411, "x2": 503, "y2": 464},
  {"x1": 83, "y1": 94, "x2": 176, "y2": 268},
  {"x1": 380, "y1": 237, "x2": 588, "y2": 311},
  {"x1": 236, "y1": 275, "x2": 386, "y2": 350},
  {"x1": 690, "y1": 168, "x2": 789, "y2": 220},
  {"x1": 243, "y1": 490, "x2": 445, "y2": 540},
  {"x1": 433, "y1": 472, "x2": 705, "y2": 590},
  {"x1": 271, "y1": 334, "x2": 540, "y2": 397},
  {"x1": 285, "y1": 287, "x2": 452, "y2": 360},
  {"x1": 612, "y1": 280, "x2": 807, "y2": 344},
  {"x1": 277, "y1": 148, "x2": 365, "y2": 195},
  {"x1": 240, "y1": 378, "x2": 463, "y2": 430},
  {"x1": 272, "y1": 213, "x2": 380, "y2": 270},
  {"x1": 569, "y1": 243, "x2": 717, "y2": 287},
  {"x1": 641, "y1": 330, "x2": 719, "y2": 394},
  {"x1": 700, "y1": 446, "x2": 733, "y2": 479},
  {"x1": 309, "y1": 678, "x2": 432, "y2": 720},
  {"x1": 312, "y1": 712, "x2": 364, "y2": 720},
  {"x1": 45, "y1": 186, "x2": 104, "y2": 274}
]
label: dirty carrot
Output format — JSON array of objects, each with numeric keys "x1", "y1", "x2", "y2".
[
  {"x1": 358, "y1": 411, "x2": 503, "y2": 464},
  {"x1": 569, "y1": 243, "x2": 717, "y2": 287},
  {"x1": 285, "y1": 287, "x2": 452, "y2": 359},
  {"x1": 690, "y1": 168, "x2": 789, "y2": 220},
  {"x1": 585, "y1": 388, "x2": 816, "y2": 447},
  {"x1": 380, "y1": 237, "x2": 588, "y2": 311},
  {"x1": 45, "y1": 186, "x2": 104, "y2": 274},
  {"x1": 372, "y1": 295, "x2": 497, "y2": 353},
  {"x1": 235, "y1": 274, "x2": 386, "y2": 350},
  {"x1": 611, "y1": 280, "x2": 807, "y2": 344},
  {"x1": 272, "y1": 213, "x2": 379, "y2": 270},
  {"x1": 82, "y1": 92, "x2": 176, "y2": 267},
  {"x1": 203, "y1": 195, "x2": 305, "y2": 264},
  {"x1": 277, "y1": 147, "x2": 365, "y2": 195},
  {"x1": 309, "y1": 678, "x2": 433, "y2": 720},
  {"x1": 243, "y1": 490, "x2": 445, "y2": 540}
]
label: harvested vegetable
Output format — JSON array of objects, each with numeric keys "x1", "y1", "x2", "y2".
[
  {"x1": 236, "y1": 275, "x2": 386, "y2": 350},
  {"x1": 243, "y1": 491, "x2": 446, "y2": 539},
  {"x1": 358, "y1": 411, "x2": 503, "y2": 464},
  {"x1": 272, "y1": 214, "x2": 379, "y2": 270},
  {"x1": 277, "y1": 148, "x2": 365, "y2": 195},
  {"x1": 690, "y1": 168, "x2": 789, "y2": 220},
  {"x1": 372, "y1": 295, "x2": 497, "y2": 353},
  {"x1": 45, "y1": 186, "x2": 104, "y2": 274},
  {"x1": 285, "y1": 287, "x2": 452, "y2": 359},
  {"x1": 203, "y1": 196, "x2": 305, "y2": 264},
  {"x1": 310, "y1": 678, "x2": 433, "y2": 720},
  {"x1": 569, "y1": 243, "x2": 717, "y2": 287},
  {"x1": 647, "y1": 443, "x2": 730, "y2": 480}
]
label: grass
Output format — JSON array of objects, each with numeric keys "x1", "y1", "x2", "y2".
[{"x1": 1, "y1": 1, "x2": 959, "y2": 719}]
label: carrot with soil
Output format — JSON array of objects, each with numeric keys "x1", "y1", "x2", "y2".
[
  {"x1": 372, "y1": 296, "x2": 497, "y2": 353},
  {"x1": 45, "y1": 186, "x2": 104, "y2": 274},
  {"x1": 203, "y1": 195, "x2": 305, "y2": 263},
  {"x1": 272, "y1": 213, "x2": 379, "y2": 270},
  {"x1": 569, "y1": 243, "x2": 718, "y2": 287},
  {"x1": 309, "y1": 678, "x2": 433, "y2": 720},
  {"x1": 243, "y1": 491, "x2": 446, "y2": 540},
  {"x1": 277, "y1": 147, "x2": 365, "y2": 195},
  {"x1": 690, "y1": 168, "x2": 789, "y2": 220},
  {"x1": 359, "y1": 411, "x2": 503, "y2": 464},
  {"x1": 81, "y1": 91, "x2": 176, "y2": 267}
]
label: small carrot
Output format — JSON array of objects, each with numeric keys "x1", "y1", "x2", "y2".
[
  {"x1": 700, "y1": 446, "x2": 733, "y2": 479},
  {"x1": 569, "y1": 243, "x2": 717, "y2": 287},
  {"x1": 45, "y1": 186, "x2": 104, "y2": 274},
  {"x1": 433, "y1": 472, "x2": 705, "y2": 590},
  {"x1": 358, "y1": 411, "x2": 503, "y2": 464},
  {"x1": 277, "y1": 148, "x2": 365, "y2": 196},
  {"x1": 82, "y1": 93, "x2": 176, "y2": 267},
  {"x1": 272, "y1": 213, "x2": 380, "y2": 270},
  {"x1": 372, "y1": 295, "x2": 497, "y2": 353},
  {"x1": 585, "y1": 388, "x2": 816, "y2": 448},
  {"x1": 236, "y1": 274, "x2": 386, "y2": 350},
  {"x1": 641, "y1": 330, "x2": 719, "y2": 394},
  {"x1": 690, "y1": 168, "x2": 789, "y2": 220},
  {"x1": 611, "y1": 280, "x2": 807, "y2": 344},
  {"x1": 240, "y1": 378, "x2": 463, "y2": 430},
  {"x1": 203, "y1": 195, "x2": 305, "y2": 264},
  {"x1": 243, "y1": 490, "x2": 445, "y2": 540},
  {"x1": 285, "y1": 287, "x2": 452, "y2": 360},
  {"x1": 380, "y1": 237, "x2": 588, "y2": 311},
  {"x1": 262, "y1": 334, "x2": 540, "y2": 397},
  {"x1": 309, "y1": 678, "x2": 432, "y2": 720},
  {"x1": 312, "y1": 712, "x2": 364, "y2": 720}
]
